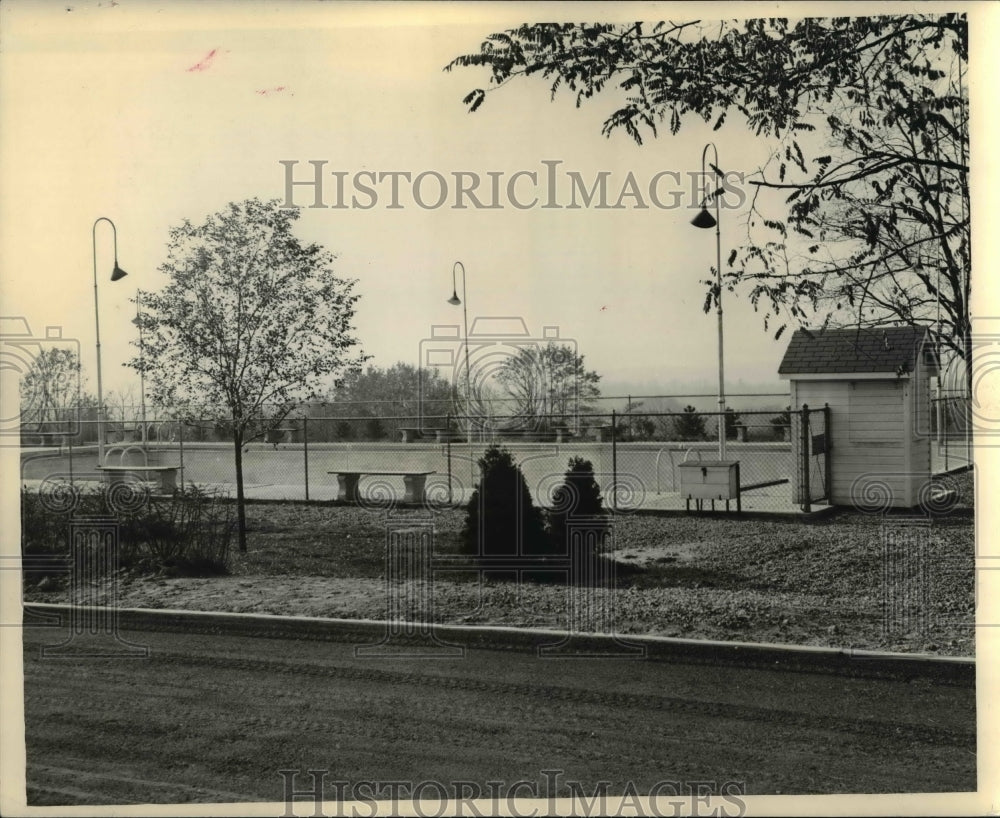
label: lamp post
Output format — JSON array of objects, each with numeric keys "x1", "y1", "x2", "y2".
[
  {"x1": 136, "y1": 290, "x2": 147, "y2": 447},
  {"x1": 447, "y1": 261, "x2": 472, "y2": 444},
  {"x1": 92, "y1": 217, "x2": 128, "y2": 465},
  {"x1": 690, "y1": 143, "x2": 727, "y2": 461}
]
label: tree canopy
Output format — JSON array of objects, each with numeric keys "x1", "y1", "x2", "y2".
[
  {"x1": 490, "y1": 342, "x2": 601, "y2": 432},
  {"x1": 18, "y1": 347, "x2": 86, "y2": 432},
  {"x1": 329, "y1": 362, "x2": 454, "y2": 422},
  {"x1": 447, "y1": 14, "x2": 971, "y2": 380}
]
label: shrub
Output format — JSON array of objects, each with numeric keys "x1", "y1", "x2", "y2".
[
  {"x1": 615, "y1": 414, "x2": 656, "y2": 442},
  {"x1": 724, "y1": 408, "x2": 743, "y2": 441},
  {"x1": 770, "y1": 406, "x2": 791, "y2": 440},
  {"x1": 20, "y1": 488, "x2": 76, "y2": 585},
  {"x1": 20, "y1": 484, "x2": 234, "y2": 582},
  {"x1": 547, "y1": 457, "x2": 607, "y2": 555},
  {"x1": 135, "y1": 486, "x2": 235, "y2": 575},
  {"x1": 364, "y1": 417, "x2": 386, "y2": 440},
  {"x1": 461, "y1": 444, "x2": 548, "y2": 569},
  {"x1": 675, "y1": 405, "x2": 707, "y2": 441}
]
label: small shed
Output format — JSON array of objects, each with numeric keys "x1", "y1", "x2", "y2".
[{"x1": 778, "y1": 326, "x2": 938, "y2": 508}]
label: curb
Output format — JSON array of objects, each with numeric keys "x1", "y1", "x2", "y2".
[{"x1": 22, "y1": 603, "x2": 974, "y2": 686}]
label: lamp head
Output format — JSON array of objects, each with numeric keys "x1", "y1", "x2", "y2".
[
  {"x1": 111, "y1": 264, "x2": 128, "y2": 282},
  {"x1": 690, "y1": 207, "x2": 717, "y2": 229},
  {"x1": 447, "y1": 291, "x2": 461, "y2": 306}
]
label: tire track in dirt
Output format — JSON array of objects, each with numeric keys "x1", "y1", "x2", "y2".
[
  {"x1": 24, "y1": 639, "x2": 973, "y2": 751},
  {"x1": 22, "y1": 627, "x2": 976, "y2": 802},
  {"x1": 28, "y1": 764, "x2": 250, "y2": 803}
]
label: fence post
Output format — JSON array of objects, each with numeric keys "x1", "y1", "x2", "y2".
[
  {"x1": 303, "y1": 416, "x2": 309, "y2": 502},
  {"x1": 964, "y1": 392, "x2": 971, "y2": 466},
  {"x1": 447, "y1": 411, "x2": 453, "y2": 505},
  {"x1": 611, "y1": 409, "x2": 618, "y2": 513},
  {"x1": 938, "y1": 398, "x2": 951, "y2": 471},
  {"x1": 801, "y1": 404, "x2": 811, "y2": 513},
  {"x1": 824, "y1": 403, "x2": 832, "y2": 504}
]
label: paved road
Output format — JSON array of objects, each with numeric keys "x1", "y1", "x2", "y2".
[{"x1": 21, "y1": 623, "x2": 975, "y2": 806}]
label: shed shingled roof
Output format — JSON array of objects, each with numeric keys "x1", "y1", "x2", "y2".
[{"x1": 777, "y1": 326, "x2": 929, "y2": 376}]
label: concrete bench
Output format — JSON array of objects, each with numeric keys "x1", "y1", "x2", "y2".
[
  {"x1": 590, "y1": 424, "x2": 612, "y2": 442},
  {"x1": 328, "y1": 470, "x2": 434, "y2": 504},
  {"x1": 265, "y1": 427, "x2": 297, "y2": 446},
  {"x1": 96, "y1": 465, "x2": 179, "y2": 493},
  {"x1": 398, "y1": 427, "x2": 424, "y2": 443}
]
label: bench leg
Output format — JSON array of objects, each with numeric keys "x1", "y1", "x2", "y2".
[
  {"x1": 337, "y1": 474, "x2": 361, "y2": 503},
  {"x1": 402, "y1": 474, "x2": 427, "y2": 504},
  {"x1": 104, "y1": 471, "x2": 128, "y2": 488}
]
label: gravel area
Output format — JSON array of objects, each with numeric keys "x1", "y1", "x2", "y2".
[{"x1": 24, "y1": 472, "x2": 976, "y2": 657}]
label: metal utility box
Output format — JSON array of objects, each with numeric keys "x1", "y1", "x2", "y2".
[{"x1": 678, "y1": 457, "x2": 741, "y2": 512}]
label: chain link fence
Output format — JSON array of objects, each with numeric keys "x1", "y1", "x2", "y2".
[
  {"x1": 20, "y1": 405, "x2": 841, "y2": 513},
  {"x1": 929, "y1": 395, "x2": 973, "y2": 472}
]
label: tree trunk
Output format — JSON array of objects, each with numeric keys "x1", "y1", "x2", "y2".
[{"x1": 233, "y1": 429, "x2": 247, "y2": 553}]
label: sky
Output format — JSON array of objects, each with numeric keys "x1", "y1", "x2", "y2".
[{"x1": 0, "y1": 1, "x2": 997, "y2": 408}]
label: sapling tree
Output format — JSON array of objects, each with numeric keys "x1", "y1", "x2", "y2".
[{"x1": 131, "y1": 198, "x2": 366, "y2": 551}]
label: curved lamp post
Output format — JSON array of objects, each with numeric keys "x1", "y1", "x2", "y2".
[
  {"x1": 93, "y1": 217, "x2": 128, "y2": 465},
  {"x1": 447, "y1": 261, "x2": 473, "y2": 444},
  {"x1": 690, "y1": 143, "x2": 727, "y2": 461}
]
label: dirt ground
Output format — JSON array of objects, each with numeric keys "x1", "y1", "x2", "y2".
[{"x1": 21, "y1": 627, "x2": 977, "y2": 804}]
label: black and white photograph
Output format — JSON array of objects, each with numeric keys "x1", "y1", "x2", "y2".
[{"x1": 0, "y1": 1, "x2": 995, "y2": 815}]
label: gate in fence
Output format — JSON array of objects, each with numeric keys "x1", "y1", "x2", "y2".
[{"x1": 793, "y1": 404, "x2": 832, "y2": 512}]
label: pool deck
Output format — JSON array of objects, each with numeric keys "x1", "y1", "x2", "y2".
[{"x1": 18, "y1": 444, "x2": 970, "y2": 518}]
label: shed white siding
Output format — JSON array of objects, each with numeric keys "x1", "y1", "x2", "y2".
[{"x1": 790, "y1": 378, "x2": 929, "y2": 507}]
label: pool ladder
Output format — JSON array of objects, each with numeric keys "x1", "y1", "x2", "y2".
[{"x1": 103, "y1": 444, "x2": 150, "y2": 468}]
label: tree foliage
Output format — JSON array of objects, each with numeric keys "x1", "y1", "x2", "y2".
[
  {"x1": 447, "y1": 15, "x2": 970, "y2": 375},
  {"x1": 132, "y1": 198, "x2": 366, "y2": 550},
  {"x1": 18, "y1": 347, "x2": 88, "y2": 432},
  {"x1": 490, "y1": 342, "x2": 601, "y2": 431},
  {"x1": 330, "y1": 362, "x2": 454, "y2": 421},
  {"x1": 616, "y1": 399, "x2": 657, "y2": 441}
]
